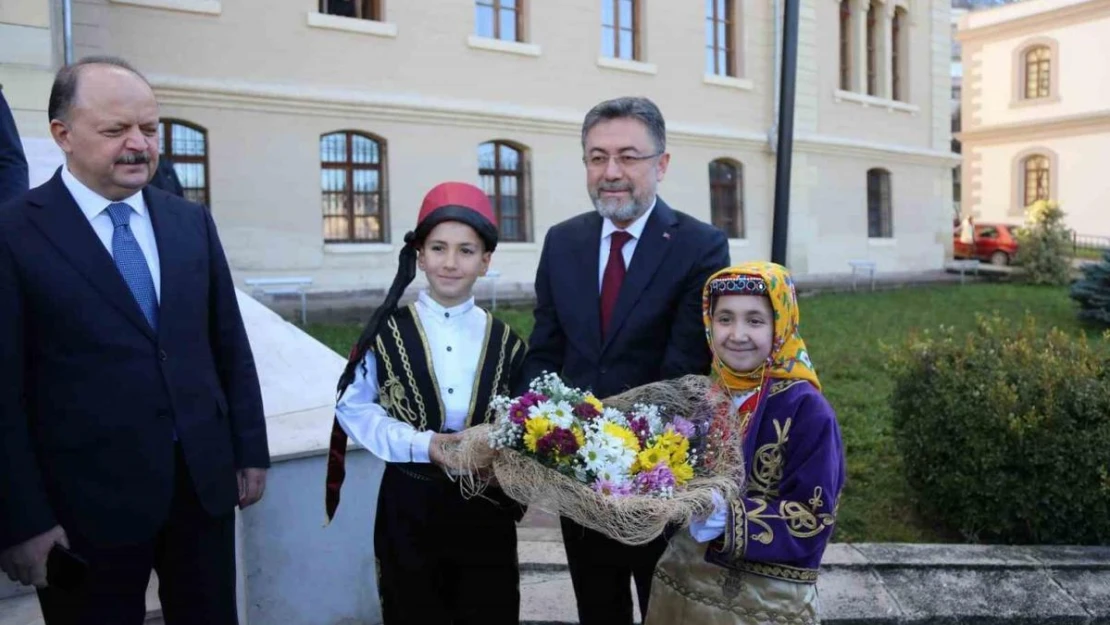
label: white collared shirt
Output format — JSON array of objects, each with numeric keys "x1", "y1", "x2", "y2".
[
  {"x1": 61, "y1": 165, "x2": 162, "y2": 301},
  {"x1": 335, "y1": 291, "x2": 489, "y2": 463},
  {"x1": 598, "y1": 197, "x2": 657, "y2": 291}
]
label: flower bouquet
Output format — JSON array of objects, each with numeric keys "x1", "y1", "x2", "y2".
[{"x1": 475, "y1": 372, "x2": 744, "y2": 545}]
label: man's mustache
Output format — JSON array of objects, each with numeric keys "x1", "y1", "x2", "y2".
[
  {"x1": 116, "y1": 153, "x2": 151, "y2": 165},
  {"x1": 598, "y1": 183, "x2": 632, "y2": 193}
]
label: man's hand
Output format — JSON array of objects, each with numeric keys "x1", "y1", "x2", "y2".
[
  {"x1": 237, "y1": 468, "x2": 267, "y2": 509},
  {"x1": 429, "y1": 432, "x2": 464, "y2": 470},
  {"x1": 0, "y1": 525, "x2": 68, "y2": 588}
]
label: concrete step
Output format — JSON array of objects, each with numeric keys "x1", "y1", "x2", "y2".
[
  {"x1": 515, "y1": 535, "x2": 1110, "y2": 625},
  {"x1": 0, "y1": 575, "x2": 162, "y2": 625}
]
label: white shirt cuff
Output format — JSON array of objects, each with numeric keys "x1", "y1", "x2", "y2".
[
  {"x1": 689, "y1": 490, "x2": 728, "y2": 543},
  {"x1": 409, "y1": 430, "x2": 434, "y2": 464}
]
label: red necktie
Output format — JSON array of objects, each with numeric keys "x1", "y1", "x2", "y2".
[{"x1": 600, "y1": 231, "x2": 633, "y2": 339}]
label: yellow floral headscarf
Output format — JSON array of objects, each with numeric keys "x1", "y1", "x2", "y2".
[{"x1": 702, "y1": 262, "x2": 821, "y2": 393}]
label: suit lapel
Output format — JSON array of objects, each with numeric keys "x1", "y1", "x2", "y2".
[
  {"x1": 25, "y1": 172, "x2": 157, "y2": 342},
  {"x1": 602, "y1": 199, "x2": 679, "y2": 352},
  {"x1": 146, "y1": 188, "x2": 182, "y2": 341},
  {"x1": 575, "y1": 213, "x2": 604, "y2": 354}
]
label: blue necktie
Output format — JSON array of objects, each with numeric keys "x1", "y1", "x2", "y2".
[{"x1": 106, "y1": 202, "x2": 159, "y2": 331}]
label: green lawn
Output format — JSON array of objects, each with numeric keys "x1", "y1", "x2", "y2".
[
  {"x1": 305, "y1": 284, "x2": 1100, "y2": 543},
  {"x1": 1073, "y1": 247, "x2": 1109, "y2": 262}
]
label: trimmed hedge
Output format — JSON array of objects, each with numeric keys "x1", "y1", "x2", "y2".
[{"x1": 886, "y1": 314, "x2": 1110, "y2": 544}]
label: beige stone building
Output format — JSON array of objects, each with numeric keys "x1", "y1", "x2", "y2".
[
  {"x1": 957, "y1": 0, "x2": 1110, "y2": 239},
  {"x1": 2, "y1": 0, "x2": 958, "y2": 295}
]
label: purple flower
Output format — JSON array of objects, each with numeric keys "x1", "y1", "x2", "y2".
[
  {"x1": 536, "y1": 428, "x2": 579, "y2": 458},
  {"x1": 593, "y1": 479, "x2": 633, "y2": 497},
  {"x1": 573, "y1": 402, "x2": 600, "y2": 421},
  {"x1": 668, "y1": 416, "x2": 695, "y2": 439},
  {"x1": 518, "y1": 391, "x2": 547, "y2": 410},
  {"x1": 509, "y1": 402, "x2": 529, "y2": 425},
  {"x1": 633, "y1": 463, "x2": 676, "y2": 495},
  {"x1": 629, "y1": 417, "x2": 651, "y2": 447}
]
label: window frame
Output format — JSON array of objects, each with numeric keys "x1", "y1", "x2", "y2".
[
  {"x1": 866, "y1": 168, "x2": 893, "y2": 239},
  {"x1": 478, "y1": 140, "x2": 530, "y2": 243},
  {"x1": 475, "y1": 0, "x2": 524, "y2": 42},
  {"x1": 157, "y1": 118, "x2": 211, "y2": 208},
  {"x1": 708, "y1": 158, "x2": 744, "y2": 239},
  {"x1": 320, "y1": 130, "x2": 389, "y2": 244},
  {"x1": 601, "y1": 0, "x2": 642, "y2": 61},
  {"x1": 706, "y1": 0, "x2": 736, "y2": 77}
]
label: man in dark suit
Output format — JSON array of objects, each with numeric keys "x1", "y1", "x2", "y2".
[
  {"x1": 0, "y1": 86, "x2": 29, "y2": 203},
  {"x1": 0, "y1": 56, "x2": 268, "y2": 625},
  {"x1": 523, "y1": 96, "x2": 730, "y2": 625}
]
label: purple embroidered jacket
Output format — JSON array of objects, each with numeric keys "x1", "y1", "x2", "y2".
[{"x1": 706, "y1": 378, "x2": 846, "y2": 583}]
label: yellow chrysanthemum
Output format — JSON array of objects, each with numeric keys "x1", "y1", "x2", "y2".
[
  {"x1": 671, "y1": 462, "x2": 694, "y2": 485},
  {"x1": 584, "y1": 394, "x2": 604, "y2": 412},
  {"x1": 602, "y1": 422, "x2": 641, "y2": 453},
  {"x1": 636, "y1": 445, "x2": 667, "y2": 473},
  {"x1": 524, "y1": 417, "x2": 553, "y2": 453},
  {"x1": 572, "y1": 426, "x2": 586, "y2": 448}
]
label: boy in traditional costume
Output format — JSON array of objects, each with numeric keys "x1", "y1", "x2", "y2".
[
  {"x1": 646, "y1": 262, "x2": 846, "y2": 625},
  {"x1": 323, "y1": 182, "x2": 528, "y2": 625}
]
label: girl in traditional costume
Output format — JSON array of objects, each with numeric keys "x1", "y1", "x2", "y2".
[
  {"x1": 646, "y1": 262, "x2": 846, "y2": 625},
  {"x1": 323, "y1": 182, "x2": 528, "y2": 625}
]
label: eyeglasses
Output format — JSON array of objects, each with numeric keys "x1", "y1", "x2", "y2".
[{"x1": 583, "y1": 152, "x2": 663, "y2": 170}]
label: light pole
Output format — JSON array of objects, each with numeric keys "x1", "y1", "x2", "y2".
[{"x1": 771, "y1": 0, "x2": 800, "y2": 266}]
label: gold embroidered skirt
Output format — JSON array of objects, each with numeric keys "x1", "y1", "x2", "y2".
[{"x1": 644, "y1": 533, "x2": 819, "y2": 625}]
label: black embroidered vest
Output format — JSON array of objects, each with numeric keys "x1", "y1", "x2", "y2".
[{"x1": 372, "y1": 303, "x2": 526, "y2": 437}]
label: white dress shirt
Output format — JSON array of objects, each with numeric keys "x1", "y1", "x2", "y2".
[
  {"x1": 598, "y1": 197, "x2": 656, "y2": 291},
  {"x1": 335, "y1": 291, "x2": 489, "y2": 463},
  {"x1": 689, "y1": 389, "x2": 758, "y2": 543},
  {"x1": 61, "y1": 165, "x2": 162, "y2": 301}
]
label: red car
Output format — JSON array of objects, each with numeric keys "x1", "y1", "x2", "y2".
[{"x1": 953, "y1": 223, "x2": 1020, "y2": 266}]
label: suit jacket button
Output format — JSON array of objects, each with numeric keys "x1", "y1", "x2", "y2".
[{"x1": 158, "y1": 349, "x2": 168, "y2": 361}]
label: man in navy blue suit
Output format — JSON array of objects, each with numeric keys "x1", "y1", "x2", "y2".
[
  {"x1": 0, "y1": 85, "x2": 29, "y2": 203},
  {"x1": 523, "y1": 96, "x2": 730, "y2": 625},
  {"x1": 0, "y1": 56, "x2": 268, "y2": 625}
]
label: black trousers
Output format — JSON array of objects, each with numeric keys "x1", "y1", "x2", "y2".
[
  {"x1": 374, "y1": 464, "x2": 520, "y2": 625},
  {"x1": 37, "y1": 445, "x2": 238, "y2": 625},
  {"x1": 560, "y1": 516, "x2": 669, "y2": 625}
]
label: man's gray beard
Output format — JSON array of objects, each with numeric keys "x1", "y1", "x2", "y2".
[{"x1": 593, "y1": 195, "x2": 649, "y2": 223}]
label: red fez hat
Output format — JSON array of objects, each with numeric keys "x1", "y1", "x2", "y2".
[{"x1": 409, "y1": 182, "x2": 499, "y2": 251}]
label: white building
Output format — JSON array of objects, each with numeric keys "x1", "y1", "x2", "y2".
[
  {"x1": 2, "y1": 0, "x2": 959, "y2": 294},
  {"x1": 957, "y1": 0, "x2": 1110, "y2": 238}
]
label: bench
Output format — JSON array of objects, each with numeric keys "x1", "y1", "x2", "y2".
[
  {"x1": 949, "y1": 259, "x2": 980, "y2": 284},
  {"x1": 244, "y1": 277, "x2": 313, "y2": 325},
  {"x1": 478, "y1": 269, "x2": 503, "y2": 311},
  {"x1": 847, "y1": 260, "x2": 877, "y2": 292}
]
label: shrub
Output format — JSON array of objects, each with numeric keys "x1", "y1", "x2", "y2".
[
  {"x1": 1014, "y1": 200, "x2": 1072, "y2": 286},
  {"x1": 885, "y1": 314, "x2": 1110, "y2": 544},
  {"x1": 1070, "y1": 248, "x2": 1110, "y2": 327}
]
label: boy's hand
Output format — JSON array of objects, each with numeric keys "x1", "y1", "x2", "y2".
[{"x1": 429, "y1": 432, "x2": 464, "y2": 469}]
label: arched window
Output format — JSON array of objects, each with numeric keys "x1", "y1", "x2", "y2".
[
  {"x1": 839, "y1": 0, "x2": 852, "y2": 90},
  {"x1": 1023, "y1": 45, "x2": 1051, "y2": 99},
  {"x1": 158, "y1": 119, "x2": 209, "y2": 206},
  {"x1": 867, "y1": 168, "x2": 893, "y2": 238},
  {"x1": 1022, "y1": 154, "x2": 1050, "y2": 207},
  {"x1": 320, "y1": 131, "x2": 387, "y2": 243},
  {"x1": 479, "y1": 141, "x2": 530, "y2": 243},
  {"x1": 709, "y1": 159, "x2": 744, "y2": 239}
]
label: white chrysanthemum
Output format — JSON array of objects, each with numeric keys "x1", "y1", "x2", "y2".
[
  {"x1": 599, "y1": 407, "x2": 627, "y2": 425},
  {"x1": 594, "y1": 463, "x2": 632, "y2": 486},
  {"x1": 577, "y1": 439, "x2": 609, "y2": 470},
  {"x1": 547, "y1": 400, "x2": 575, "y2": 429}
]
